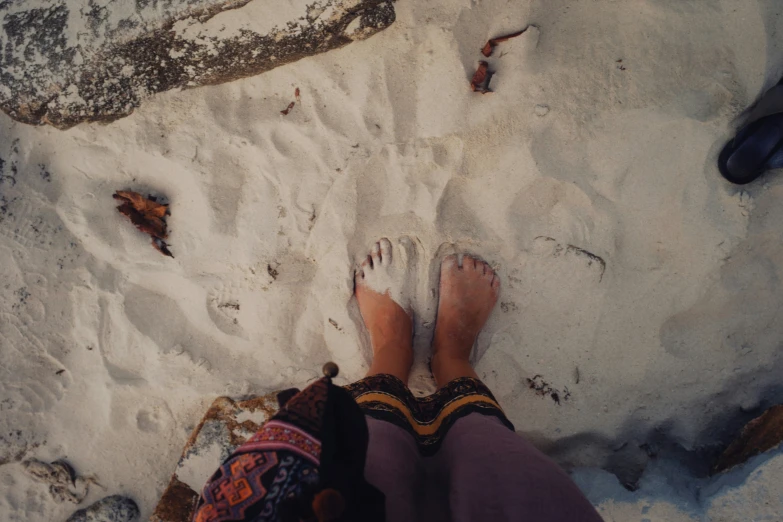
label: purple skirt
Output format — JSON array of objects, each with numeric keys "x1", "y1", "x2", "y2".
[{"x1": 351, "y1": 375, "x2": 603, "y2": 522}]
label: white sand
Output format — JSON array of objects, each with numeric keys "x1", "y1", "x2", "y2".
[{"x1": 2, "y1": 0, "x2": 783, "y2": 519}]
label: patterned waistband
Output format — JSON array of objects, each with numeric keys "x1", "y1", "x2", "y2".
[
  {"x1": 234, "y1": 420, "x2": 322, "y2": 465},
  {"x1": 344, "y1": 374, "x2": 514, "y2": 456}
]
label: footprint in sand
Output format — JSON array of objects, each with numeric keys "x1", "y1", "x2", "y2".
[
  {"x1": 490, "y1": 236, "x2": 608, "y2": 390},
  {"x1": 531, "y1": 236, "x2": 606, "y2": 283},
  {"x1": 206, "y1": 283, "x2": 249, "y2": 339},
  {"x1": 133, "y1": 399, "x2": 175, "y2": 435},
  {"x1": 500, "y1": 235, "x2": 606, "y2": 326},
  {"x1": 136, "y1": 409, "x2": 162, "y2": 434},
  {"x1": 0, "y1": 250, "x2": 67, "y2": 413},
  {"x1": 0, "y1": 198, "x2": 62, "y2": 251},
  {"x1": 0, "y1": 317, "x2": 67, "y2": 413},
  {"x1": 123, "y1": 285, "x2": 215, "y2": 372}
]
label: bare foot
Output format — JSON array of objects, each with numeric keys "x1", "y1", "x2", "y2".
[
  {"x1": 355, "y1": 238, "x2": 416, "y2": 382},
  {"x1": 431, "y1": 254, "x2": 500, "y2": 386}
]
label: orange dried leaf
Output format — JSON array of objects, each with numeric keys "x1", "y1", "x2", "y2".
[
  {"x1": 714, "y1": 405, "x2": 783, "y2": 473},
  {"x1": 114, "y1": 190, "x2": 173, "y2": 257},
  {"x1": 114, "y1": 190, "x2": 168, "y2": 218},
  {"x1": 114, "y1": 190, "x2": 144, "y2": 208},
  {"x1": 481, "y1": 41, "x2": 493, "y2": 57},
  {"x1": 281, "y1": 101, "x2": 295, "y2": 115},
  {"x1": 470, "y1": 61, "x2": 492, "y2": 93},
  {"x1": 481, "y1": 26, "x2": 533, "y2": 57},
  {"x1": 145, "y1": 203, "x2": 168, "y2": 219}
]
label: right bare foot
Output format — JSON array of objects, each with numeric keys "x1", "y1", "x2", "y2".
[
  {"x1": 431, "y1": 254, "x2": 500, "y2": 386},
  {"x1": 355, "y1": 238, "x2": 416, "y2": 382}
]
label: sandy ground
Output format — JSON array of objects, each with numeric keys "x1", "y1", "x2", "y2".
[{"x1": 2, "y1": 0, "x2": 783, "y2": 519}]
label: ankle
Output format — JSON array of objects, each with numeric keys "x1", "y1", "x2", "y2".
[
  {"x1": 370, "y1": 330, "x2": 412, "y2": 354},
  {"x1": 367, "y1": 345, "x2": 413, "y2": 382},
  {"x1": 431, "y1": 352, "x2": 478, "y2": 387},
  {"x1": 432, "y1": 331, "x2": 474, "y2": 362}
]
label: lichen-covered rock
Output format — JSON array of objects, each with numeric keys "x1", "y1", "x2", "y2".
[
  {"x1": 0, "y1": 0, "x2": 396, "y2": 129},
  {"x1": 23, "y1": 459, "x2": 93, "y2": 504},
  {"x1": 66, "y1": 495, "x2": 140, "y2": 522},
  {"x1": 150, "y1": 394, "x2": 279, "y2": 522}
]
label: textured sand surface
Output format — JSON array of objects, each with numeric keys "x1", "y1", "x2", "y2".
[{"x1": 2, "y1": 0, "x2": 783, "y2": 519}]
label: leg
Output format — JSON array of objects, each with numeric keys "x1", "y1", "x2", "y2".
[
  {"x1": 430, "y1": 253, "x2": 601, "y2": 520},
  {"x1": 363, "y1": 417, "x2": 424, "y2": 522},
  {"x1": 355, "y1": 238, "x2": 422, "y2": 520},
  {"x1": 435, "y1": 413, "x2": 603, "y2": 522},
  {"x1": 432, "y1": 254, "x2": 499, "y2": 386},
  {"x1": 355, "y1": 238, "x2": 415, "y2": 382}
]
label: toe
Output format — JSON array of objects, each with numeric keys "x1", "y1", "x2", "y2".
[
  {"x1": 492, "y1": 275, "x2": 501, "y2": 290},
  {"x1": 442, "y1": 254, "x2": 459, "y2": 271},
  {"x1": 372, "y1": 242, "x2": 382, "y2": 265},
  {"x1": 362, "y1": 255, "x2": 373, "y2": 270},
  {"x1": 464, "y1": 255, "x2": 479, "y2": 271},
  {"x1": 379, "y1": 238, "x2": 392, "y2": 265},
  {"x1": 483, "y1": 262, "x2": 495, "y2": 279}
]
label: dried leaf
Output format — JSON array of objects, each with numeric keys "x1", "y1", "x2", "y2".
[
  {"x1": 117, "y1": 202, "x2": 167, "y2": 238},
  {"x1": 152, "y1": 237, "x2": 175, "y2": 258},
  {"x1": 281, "y1": 101, "x2": 295, "y2": 115},
  {"x1": 714, "y1": 405, "x2": 783, "y2": 473},
  {"x1": 114, "y1": 190, "x2": 168, "y2": 218},
  {"x1": 470, "y1": 61, "x2": 492, "y2": 93},
  {"x1": 481, "y1": 41, "x2": 493, "y2": 58},
  {"x1": 481, "y1": 25, "x2": 534, "y2": 57},
  {"x1": 295, "y1": 87, "x2": 301, "y2": 100},
  {"x1": 114, "y1": 190, "x2": 173, "y2": 257}
]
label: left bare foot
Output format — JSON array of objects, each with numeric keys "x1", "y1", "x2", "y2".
[
  {"x1": 355, "y1": 238, "x2": 416, "y2": 382},
  {"x1": 431, "y1": 254, "x2": 500, "y2": 386}
]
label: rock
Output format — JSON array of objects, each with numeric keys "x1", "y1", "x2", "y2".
[
  {"x1": 151, "y1": 394, "x2": 280, "y2": 522},
  {"x1": 66, "y1": 495, "x2": 140, "y2": 522},
  {"x1": 0, "y1": 0, "x2": 396, "y2": 129},
  {"x1": 150, "y1": 476, "x2": 199, "y2": 522},
  {"x1": 23, "y1": 459, "x2": 93, "y2": 504}
]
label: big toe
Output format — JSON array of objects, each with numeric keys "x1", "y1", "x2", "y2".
[{"x1": 442, "y1": 254, "x2": 459, "y2": 272}]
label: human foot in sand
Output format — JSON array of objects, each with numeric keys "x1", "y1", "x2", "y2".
[
  {"x1": 432, "y1": 254, "x2": 500, "y2": 387},
  {"x1": 355, "y1": 238, "x2": 416, "y2": 382}
]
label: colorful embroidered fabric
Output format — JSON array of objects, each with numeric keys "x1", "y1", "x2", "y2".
[
  {"x1": 194, "y1": 451, "x2": 319, "y2": 522},
  {"x1": 192, "y1": 380, "x2": 330, "y2": 522},
  {"x1": 344, "y1": 374, "x2": 514, "y2": 456},
  {"x1": 192, "y1": 375, "x2": 385, "y2": 522}
]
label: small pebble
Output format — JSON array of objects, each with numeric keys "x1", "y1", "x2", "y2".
[
  {"x1": 66, "y1": 495, "x2": 140, "y2": 522},
  {"x1": 534, "y1": 104, "x2": 550, "y2": 117}
]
